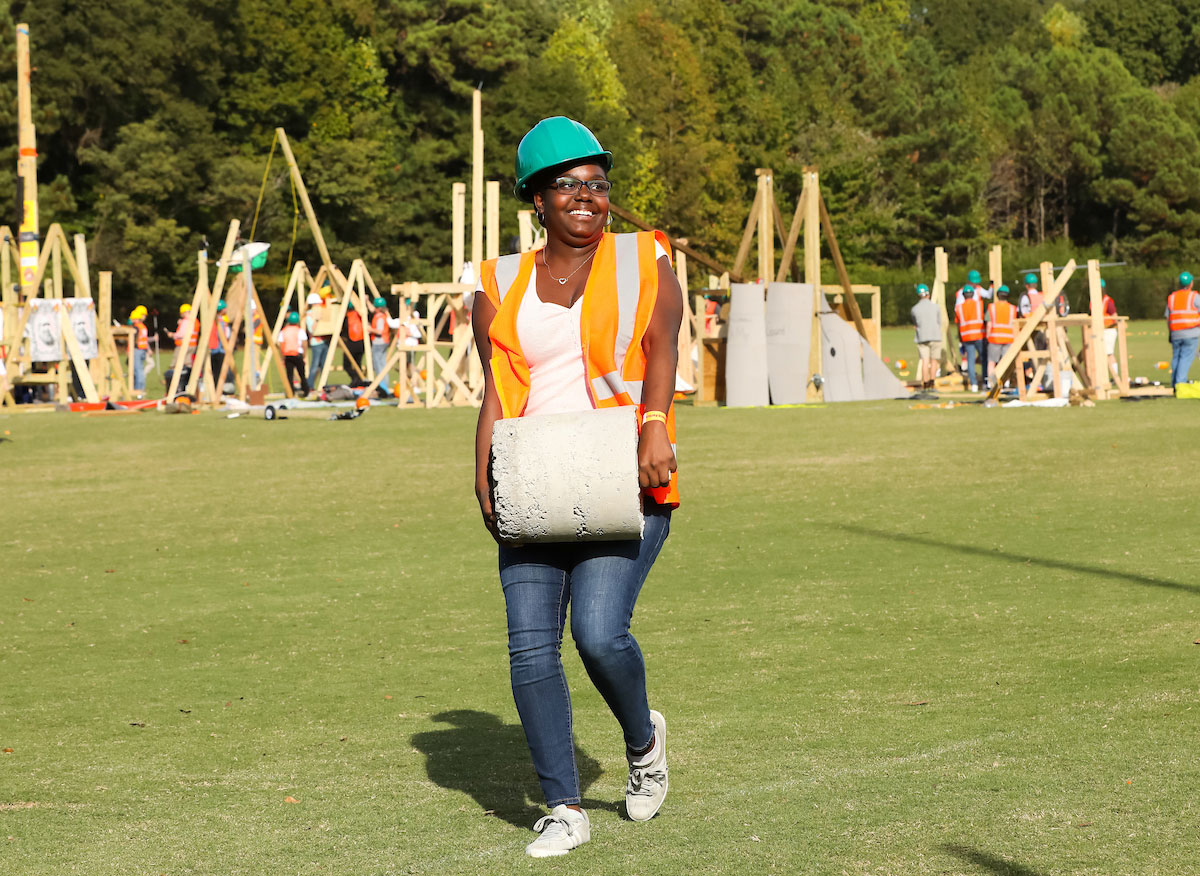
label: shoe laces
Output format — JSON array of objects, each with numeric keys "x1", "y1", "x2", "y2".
[
  {"x1": 627, "y1": 765, "x2": 667, "y2": 797},
  {"x1": 532, "y1": 813, "x2": 571, "y2": 841}
]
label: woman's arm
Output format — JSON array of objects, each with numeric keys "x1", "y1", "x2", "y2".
[
  {"x1": 638, "y1": 256, "x2": 684, "y2": 490},
  {"x1": 472, "y1": 291, "x2": 502, "y2": 539}
]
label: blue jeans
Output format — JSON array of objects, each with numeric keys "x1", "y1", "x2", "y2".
[
  {"x1": 1170, "y1": 335, "x2": 1199, "y2": 386},
  {"x1": 133, "y1": 348, "x2": 146, "y2": 392},
  {"x1": 307, "y1": 341, "x2": 328, "y2": 389},
  {"x1": 371, "y1": 341, "x2": 390, "y2": 393},
  {"x1": 963, "y1": 338, "x2": 983, "y2": 385},
  {"x1": 498, "y1": 506, "x2": 670, "y2": 807}
]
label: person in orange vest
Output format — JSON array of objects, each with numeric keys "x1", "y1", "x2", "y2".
[
  {"x1": 1090, "y1": 278, "x2": 1120, "y2": 383},
  {"x1": 130, "y1": 305, "x2": 150, "y2": 396},
  {"x1": 955, "y1": 284, "x2": 985, "y2": 391},
  {"x1": 369, "y1": 296, "x2": 392, "y2": 394},
  {"x1": 173, "y1": 303, "x2": 200, "y2": 365},
  {"x1": 1166, "y1": 270, "x2": 1200, "y2": 386},
  {"x1": 343, "y1": 299, "x2": 366, "y2": 377},
  {"x1": 276, "y1": 310, "x2": 310, "y2": 396},
  {"x1": 473, "y1": 117, "x2": 680, "y2": 857},
  {"x1": 985, "y1": 285, "x2": 1017, "y2": 390}
]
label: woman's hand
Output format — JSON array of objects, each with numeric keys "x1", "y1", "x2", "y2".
[
  {"x1": 637, "y1": 420, "x2": 676, "y2": 490},
  {"x1": 476, "y1": 474, "x2": 500, "y2": 543}
]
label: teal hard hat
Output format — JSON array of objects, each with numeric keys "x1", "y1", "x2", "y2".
[
  {"x1": 1024, "y1": 273, "x2": 1038, "y2": 285},
  {"x1": 287, "y1": 311, "x2": 300, "y2": 325},
  {"x1": 514, "y1": 117, "x2": 613, "y2": 203},
  {"x1": 998, "y1": 284, "x2": 1010, "y2": 296},
  {"x1": 216, "y1": 300, "x2": 227, "y2": 311},
  {"x1": 916, "y1": 283, "x2": 930, "y2": 296},
  {"x1": 967, "y1": 269, "x2": 982, "y2": 284},
  {"x1": 373, "y1": 296, "x2": 386, "y2": 308},
  {"x1": 963, "y1": 284, "x2": 975, "y2": 294},
  {"x1": 1100, "y1": 278, "x2": 1106, "y2": 289},
  {"x1": 1179, "y1": 271, "x2": 1193, "y2": 287}
]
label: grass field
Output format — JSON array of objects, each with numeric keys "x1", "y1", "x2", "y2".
[{"x1": 2, "y1": 398, "x2": 1198, "y2": 875}]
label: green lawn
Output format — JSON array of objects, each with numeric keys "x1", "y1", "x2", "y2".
[{"x1": 2, "y1": 400, "x2": 1197, "y2": 875}]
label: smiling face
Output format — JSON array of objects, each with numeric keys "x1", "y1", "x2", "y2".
[{"x1": 532, "y1": 163, "x2": 609, "y2": 248}]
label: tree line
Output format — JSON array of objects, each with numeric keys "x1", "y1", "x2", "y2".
[{"x1": 2, "y1": 0, "x2": 1198, "y2": 320}]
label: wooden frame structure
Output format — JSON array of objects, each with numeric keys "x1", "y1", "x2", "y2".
[{"x1": 1, "y1": 224, "x2": 126, "y2": 407}]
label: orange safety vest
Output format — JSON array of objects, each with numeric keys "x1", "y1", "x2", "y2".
[
  {"x1": 280, "y1": 324, "x2": 304, "y2": 357},
  {"x1": 1024, "y1": 289, "x2": 1043, "y2": 314},
  {"x1": 480, "y1": 230, "x2": 680, "y2": 508},
  {"x1": 135, "y1": 320, "x2": 148, "y2": 350},
  {"x1": 1166, "y1": 289, "x2": 1200, "y2": 332},
  {"x1": 346, "y1": 309, "x2": 364, "y2": 342},
  {"x1": 986, "y1": 300, "x2": 1016, "y2": 344},
  {"x1": 955, "y1": 297, "x2": 984, "y2": 342},
  {"x1": 175, "y1": 317, "x2": 199, "y2": 348},
  {"x1": 371, "y1": 309, "x2": 390, "y2": 344},
  {"x1": 1092, "y1": 293, "x2": 1117, "y2": 329}
]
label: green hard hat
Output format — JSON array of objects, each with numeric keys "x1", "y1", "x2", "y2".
[
  {"x1": 967, "y1": 269, "x2": 982, "y2": 284},
  {"x1": 216, "y1": 300, "x2": 227, "y2": 311},
  {"x1": 998, "y1": 284, "x2": 1010, "y2": 296},
  {"x1": 1024, "y1": 273, "x2": 1038, "y2": 285},
  {"x1": 1179, "y1": 271, "x2": 1193, "y2": 287},
  {"x1": 916, "y1": 283, "x2": 930, "y2": 296},
  {"x1": 962, "y1": 284, "x2": 975, "y2": 295},
  {"x1": 1100, "y1": 278, "x2": 1106, "y2": 289},
  {"x1": 514, "y1": 117, "x2": 613, "y2": 203},
  {"x1": 373, "y1": 296, "x2": 386, "y2": 308},
  {"x1": 287, "y1": 310, "x2": 300, "y2": 325}
]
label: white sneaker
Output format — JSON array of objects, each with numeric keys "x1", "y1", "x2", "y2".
[
  {"x1": 970, "y1": 383, "x2": 979, "y2": 392},
  {"x1": 626, "y1": 709, "x2": 668, "y2": 822},
  {"x1": 525, "y1": 805, "x2": 589, "y2": 858}
]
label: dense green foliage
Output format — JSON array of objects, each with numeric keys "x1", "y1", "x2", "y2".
[{"x1": 3, "y1": 1, "x2": 1200, "y2": 316}]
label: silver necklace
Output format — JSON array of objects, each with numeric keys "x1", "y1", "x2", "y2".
[{"x1": 542, "y1": 246, "x2": 596, "y2": 286}]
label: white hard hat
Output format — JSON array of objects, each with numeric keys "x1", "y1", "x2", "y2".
[
  {"x1": 411, "y1": 309, "x2": 421, "y2": 319},
  {"x1": 306, "y1": 292, "x2": 322, "y2": 305}
]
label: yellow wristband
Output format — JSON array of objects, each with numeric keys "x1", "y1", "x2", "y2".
[{"x1": 641, "y1": 410, "x2": 667, "y2": 426}]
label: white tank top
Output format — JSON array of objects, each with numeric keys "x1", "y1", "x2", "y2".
[{"x1": 482, "y1": 244, "x2": 670, "y2": 417}]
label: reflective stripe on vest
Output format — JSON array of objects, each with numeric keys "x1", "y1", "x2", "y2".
[
  {"x1": 481, "y1": 231, "x2": 680, "y2": 508},
  {"x1": 280, "y1": 325, "x2": 303, "y2": 357},
  {"x1": 986, "y1": 301, "x2": 1016, "y2": 344},
  {"x1": 955, "y1": 298, "x2": 984, "y2": 342},
  {"x1": 1167, "y1": 289, "x2": 1200, "y2": 332}
]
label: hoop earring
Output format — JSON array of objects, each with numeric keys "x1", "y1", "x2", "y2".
[
  {"x1": 605, "y1": 212, "x2": 613, "y2": 227},
  {"x1": 536, "y1": 210, "x2": 545, "y2": 227}
]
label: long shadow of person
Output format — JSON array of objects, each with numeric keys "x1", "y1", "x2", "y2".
[{"x1": 412, "y1": 709, "x2": 615, "y2": 828}]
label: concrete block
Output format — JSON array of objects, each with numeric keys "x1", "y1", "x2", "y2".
[{"x1": 491, "y1": 407, "x2": 644, "y2": 543}]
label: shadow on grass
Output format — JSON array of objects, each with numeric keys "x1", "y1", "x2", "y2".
[
  {"x1": 834, "y1": 523, "x2": 1199, "y2": 597},
  {"x1": 411, "y1": 709, "x2": 613, "y2": 828},
  {"x1": 945, "y1": 844, "x2": 1048, "y2": 876}
]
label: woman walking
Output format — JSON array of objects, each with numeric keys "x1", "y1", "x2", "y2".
[{"x1": 472, "y1": 117, "x2": 682, "y2": 858}]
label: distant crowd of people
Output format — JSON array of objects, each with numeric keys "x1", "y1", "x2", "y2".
[{"x1": 910, "y1": 269, "x2": 1200, "y2": 392}]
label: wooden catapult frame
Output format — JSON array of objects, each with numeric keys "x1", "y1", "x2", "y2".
[
  {"x1": 984, "y1": 258, "x2": 1130, "y2": 402},
  {"x1": 1, "y1": 224, "x2": 126, "y2": 407}
]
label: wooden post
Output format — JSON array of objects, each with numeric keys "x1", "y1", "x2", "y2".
[
  {"x1": 486, "y1": 180, "x2": 500, "y2": 261},
  {"x1": 452, "y1": 182, "x2": 466, "y2": 281},
  {"x1": 803, "y1": 168, "x2": 823, "y2": 402},
  {"x1": 518, "y1": 210, "x2": 535, "y2": 253},
  {"x1": 16, "y1": 23, "x2": 39, "y2": 298},
  {"x1": 732, "y1": 185, "x2": 761, "y2": 281},
  {"x1": 185, "y1": 220, "x2": 238, "y2": 399},
  {"x1": 471, "y1": 88, "x2": 483, "y2": 274},
  {"x1": 675, "y1": 240, "x2": 694, "y2": 387},
  {"x1": 2, "y1": 227, "x2": 13, "y2": 306},
  {"x1": 985, "y1": 260, "x2": 1077, "y2": 400},
  {"x1": 1040, "y1": 262, "x2": 1064, "y2": 398},
  {"x1": 933, "y1": 247, "x2": 954, "y2": 375},
  {"x1": 1086, "y1": 259, "x2": 1110, "y2": 399},
  {"x1": 276, "y1": 129, "x2": 334, "y2": 277},
  {"x1": 755, "y1": 169, "x2": 774, "y2": 284},
  {"x1": 988, "y1": 245, "x2": 1002, "y2": 292}
]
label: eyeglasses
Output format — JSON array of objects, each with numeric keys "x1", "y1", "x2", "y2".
[{"x1": 549, "y1": 177, "x2": 613, "y2": 196}]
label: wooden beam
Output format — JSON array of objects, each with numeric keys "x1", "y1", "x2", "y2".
[
  {"x1": 756, "y1": 169, "x2": 774, "y2": 284},
  {"x1": 452, "y1": 182, "x2": 466, "y2": 280},
  {"x1": 1086, "y1": 259, "x2": 1110, "y2": 399},
  {"x1": 607, "y1": 203, "x2": 740, "y2": 281},
  {"x1": 817, "y1": 190, "x2": 866, "y2": 340},
  {"x1": 985, "y1": 259, "x2": 1076, "y2": 400},
  {"x1": 776, "y1": 189, "x2": 806, "y2": 284},
  {"x1": 803, "y1": 168, "x2": 823, "y2": 403},
  {"x1": 471, "y1": 88, "x2": 483, "y2": 272},
  {"x1": 276, "y1": 129, "x2": 334, "y2": 277},
  {"x1": 732, "y1": 185, "x2": 761, "y2": 280},
  {"x1": 486, "y1": 180, "x2": 500, "y2": 261}
]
